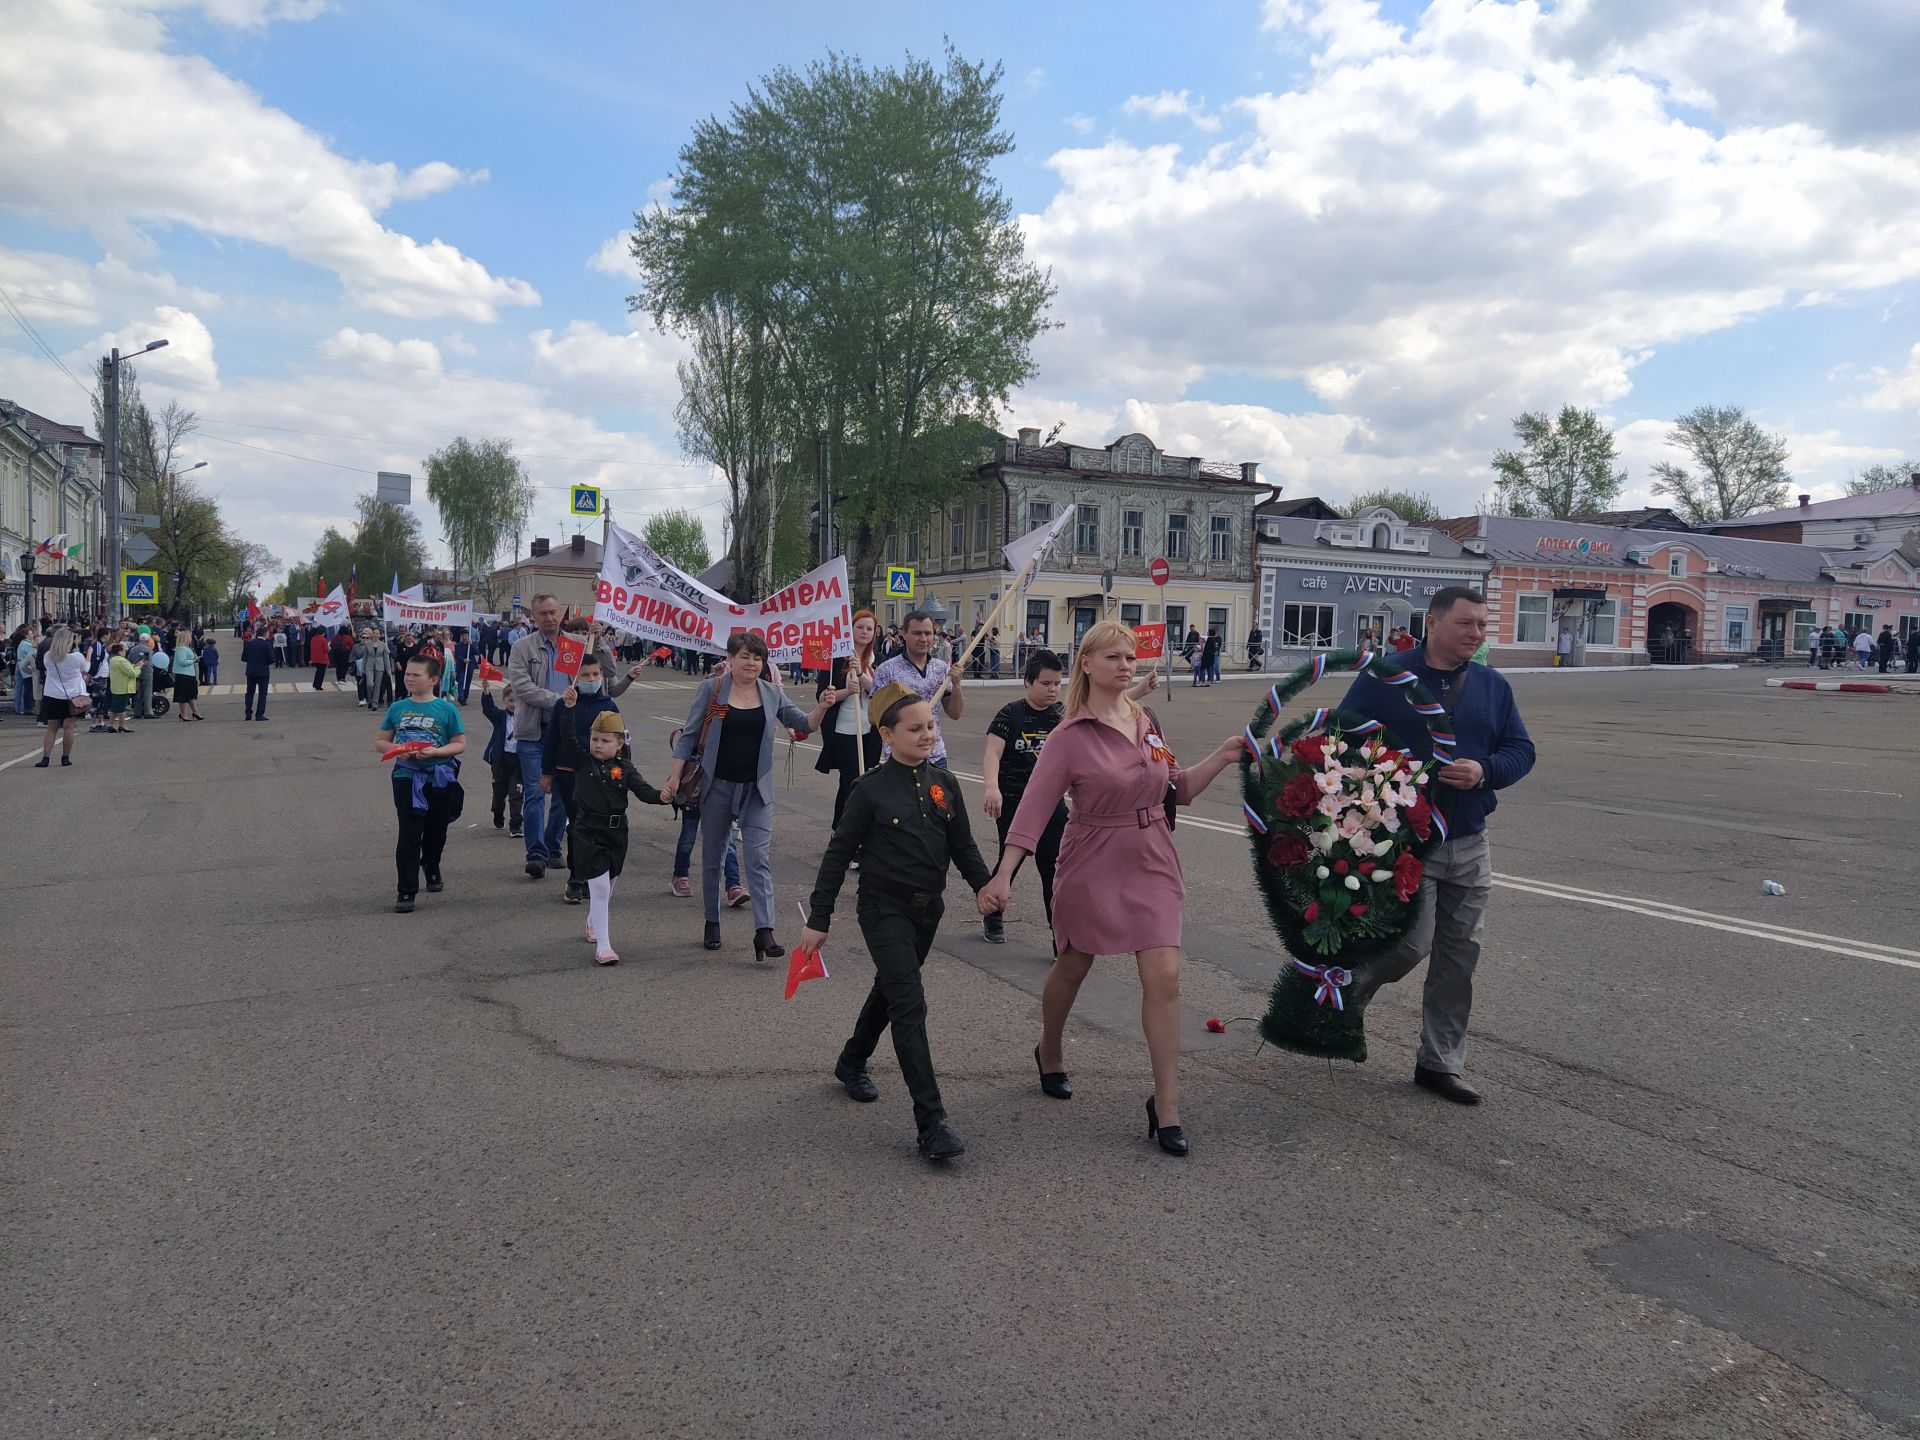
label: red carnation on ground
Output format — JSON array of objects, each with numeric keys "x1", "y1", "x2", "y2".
[
  {"x1": 1278, "y1": 772, "x2": 1320, "y2": 818},
  {"x1": 1205, "y1": 1017, "x2": 1227, "y2": 1034},
  {"x1": 1393, "y1": 851, "x2": 1424, "y2": 902},
  {"x1": 1266, "y1": 832, "x2": 1311, "y2": 869},
  {"x1": 1407, "y1": 794, "x2": 1433, "y2": 840},
  {"x1": 1303, "y1": 901, "x2": 1321, "y2": 922},
  {"x1": 1292, "y1": 735, "x2": 1329, "y2": 766}
]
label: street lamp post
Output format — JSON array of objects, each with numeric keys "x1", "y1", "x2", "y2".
[
  {"x1": 19, "y1": 548, "x2": 35, "y2": 633},
  {"x1": 102, "y1": 338, "x2": 169, "y2": 622}
]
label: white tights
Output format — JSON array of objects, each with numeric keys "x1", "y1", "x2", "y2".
[{"x1": 587, "y1": 872, "x2": 614, "y2": 953}]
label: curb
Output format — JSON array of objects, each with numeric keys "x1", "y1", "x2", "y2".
[{"x1": 1767, "y1": 679, "x2": 1894, "y2": 694}]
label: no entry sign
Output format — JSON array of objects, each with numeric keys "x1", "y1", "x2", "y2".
[{"x1": 1149, "y1": 556, "x2": 1171, "y2": 587}]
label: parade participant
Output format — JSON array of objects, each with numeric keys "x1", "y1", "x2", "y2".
[
  {"x1": 309, "y1": 627, "x2": 330, "y2": 690},
  {"x1": 560, "y1": 710, "x2": 670, "y2": 965},
  {"x1": 505, "y1": 594, "x2": 569, "y2": 879},
  {"x1": 105, "y1": 642, "x2": 141, "y2": 732},
  {"x1": 127, "y1": 628, "x2": 154, "y2": 719},
  {"x1": 979, "y1": 620, "x2": 1248, "y2": 1158},
  {"x1": 1247, "y1": 624, "x2": 1265, "y2": 670},
  {"x1": 270, "y1": 624, "x2": 288, "y2": 668},
  {"x1": 12, "y1": 624, "x2": 38, "y2": 718},
  {"x1": 364, "y1": 628, "x2": 395, "y2": 709},
  {"x1": 480, "y1": 682, "x2": 524, "y2": 836},
  {"x1": 375, "y1": 651, "x2": 466, "y2": 913},
  {"x1": 869, "y1": 611, "x2": 963, "y2": 765},
  {"x1": 199, "y1": 633, "x2": 219, "y2": 688},
  {"x1": 171, "y1": 632, "x2": 204, "y2": 721},
  {"x1": 980, "y1": 649, "x2": 1068, "y2": 943},
  {"x1": 544, "y1": 652, "x2": 619, "y2": 905},
  {"x1": 810, "y1": 608, "x2": 882, "y2": 831},
  {"x1": 34, "y1": 625, "x2": 90, "y2": 768},
  {"x1": 1876, "y1": 624, "x2": 1897, "y2": 674},
  {"x1": 240, "y1": 625, "x2": 274, "y2": 721},
  {"x1": 664, "y1": 631, "x2": 814, "y2": 961},
  {"x1": 799, "y1": 682, "x2": 998, "y2": 1163},
  {"x1": 1852, "y1": 627, "x2": 1874, "y2": 670},
  {"x1": 331, "y1": 627, "x2": 352, "y2": 683},
  {"x1": 1339, "y1": 586, "x2": 1536, "y2": 1105}
]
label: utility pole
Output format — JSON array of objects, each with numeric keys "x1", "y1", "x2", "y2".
[{"x1": 101, "y1": 338, "x2": 169, "y2": 622}]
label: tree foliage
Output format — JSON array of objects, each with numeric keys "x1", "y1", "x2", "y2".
[
  {"x1": 1846, "y1": 461, "x2": 1917, "y2": 496},
  {"x1": 1345, "y1": 489, "x2": 1443, "y2": 525},
  {"x1": 642, "y1": 507, "x2": 712, "y2": 573},
  {"x1": 1490, "y1": 407, "x2": 1625, "y2": 518},
  {"x1": 424, "y1": 436, "x2": 536, "y2": 594},
  {"x1": 1649, "y1": 405, "x2": 1792, "y2": 524},
  {"x1": 351, "y1": 495, "x2": 430, "y2": 594},
  {"x1": 631, "y1": 47, "x2": 1054, "y2": 602}
]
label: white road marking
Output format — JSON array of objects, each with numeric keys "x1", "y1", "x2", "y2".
[
  {"x1": 1, "y1": 747, "x2": 45, "y2": 771},
  {"x1": 1817, "y1": 787, "x2": 1903, "y2": 798}
]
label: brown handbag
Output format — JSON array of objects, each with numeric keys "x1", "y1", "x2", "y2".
[{"x1": 673, "y1": 697, "x2": 728, "y2": 809}]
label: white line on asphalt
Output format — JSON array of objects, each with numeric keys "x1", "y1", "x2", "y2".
[
  {"x1": 0, "y1": 747, "x2": 43, "y2": 772},
  {"x1": 1817, "y1": 786, "x2": 1903, "y2": 798}
]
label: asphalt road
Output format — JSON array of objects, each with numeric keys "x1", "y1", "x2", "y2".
[{"x1": 2, "y1": 664, "x2": 1915, "y2": 1439}]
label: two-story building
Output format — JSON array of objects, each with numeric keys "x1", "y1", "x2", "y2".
[
  {"x1": 1, "y1": 402, "x2": 108, "y2": 628},
  {"x1": 1708, "y1": 478, "x2": 1920, "y2": 555},
  {"x1": 899, "y1": 429, "x2": 1269, "y2": 659}
]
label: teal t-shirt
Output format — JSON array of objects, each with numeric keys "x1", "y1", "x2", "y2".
[{"x1": 381, "y1": 696, "x2": 464, "y2": 772}]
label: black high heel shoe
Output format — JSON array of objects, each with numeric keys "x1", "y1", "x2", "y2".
[
  {"x1": 703, "y1": 921, "x2": 722, "y2": 951},
  {"x1": 754, "y1": 927, "x2": 781, "y2": 963},
  {"x1": 1145, "y1": 1096, "x2": 1189, "y2": 1157},
  {"x1": 1034, "y1": 1046, "x2": 1072, "y2": 1100}
]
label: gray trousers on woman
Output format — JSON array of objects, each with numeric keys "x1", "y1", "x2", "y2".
[
  {"x1": 1352, "y1": 832, "x2": 1492, "y2": 1075},
  {"x1": 700, "y1": 777, "x2": 775, "y2": 928}
]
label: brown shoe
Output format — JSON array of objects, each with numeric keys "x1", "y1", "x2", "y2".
[{"x1": 1414, "y1": 1067, "x2": 1481, "y2": 1105}]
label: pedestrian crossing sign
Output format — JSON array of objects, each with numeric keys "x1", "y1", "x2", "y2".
[
  {"x1": 121, "y1": 570, "x2": 159, "y2": 605},
  {"x1": 570, "y1": 485, "x2": 602, "y2": 517},
  {"x1": 886, "y1": 566, "x2": 915, "y2": 598}
]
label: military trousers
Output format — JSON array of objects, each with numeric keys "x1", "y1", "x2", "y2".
[{"x1": 840, "y1": 888, "x2": 946, "y2": 1135}]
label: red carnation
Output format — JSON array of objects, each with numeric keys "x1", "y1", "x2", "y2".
[
  {"x1": 1205, "y1": 1017, "x2": 1227, "y2": 1034},
  {"x1": 1332, "y1": 859, "x2": 1349, "y2": 874},
  {"x1": 1348, "y1": 903, "x2": 1368, "y2": 917},
  {"x1": 1303, "y1": 902, "x2": 1320, "y2": 922},
  {"x1": 1407, "y1": 794, "x2": 1433, "y2": 841},
  {"x1": 1278, "y1": 772, "x2": 1320, "y2": 818},
  {"x1": 1292, "y1": 735, "x2": 1328, "y2": 766},
  {"x1": 1266, "y1": 832, "x2": 1311, "y2": 869},
  {"x1": 1393, "y1": 851, "x2": 1424, "y2": 902}
]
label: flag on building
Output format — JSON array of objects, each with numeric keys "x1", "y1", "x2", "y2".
[{"x1": 34, "y1": 533, "x2": 71, "y2": 559}]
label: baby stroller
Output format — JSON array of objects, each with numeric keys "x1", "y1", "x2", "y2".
[{"x1": 148, "y1": 663, "x2": 174, "y2": 717}]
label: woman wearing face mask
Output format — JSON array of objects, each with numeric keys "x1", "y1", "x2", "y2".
[
  {"x1": 664, "y1": 631, "x2": 815, "y2": 961},
  {"x1": 809, "y1": 608, "x2": 882, "y2": 832}
]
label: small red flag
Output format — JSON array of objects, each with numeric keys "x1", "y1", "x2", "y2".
[
  {"x1": 553, "y1": 631, "x2": 586, "y2": 680},
  {"x1": 784, "y1": 945, "x2": 829, "y2": 1000},
  {"x1": 380, "y1": 741, "x2": 434, "y2": 763},
  {"x1": 801, "y1": 631, "x2": 832, "y2": 672},
  {"x1": 478, "y1": 656, "x2": 504, "y2": 683},
  {"x1": 246, "y1": 596, "x2": 262, "y2": 621}
]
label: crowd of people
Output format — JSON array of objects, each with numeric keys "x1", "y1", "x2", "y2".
[
  {"x1": 1806, "y1": 621, "x2": 1919, "y2": 673},
  {"x1": 6, "y1": 617, "x2": 221, "y2": 766}
]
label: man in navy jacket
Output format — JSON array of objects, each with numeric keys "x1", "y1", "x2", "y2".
[
  {"x1": 239, "y1": 625, "x2": 275, "y2": 721},
  {"x1": 1339, "y1": 586, "x2": 1536, "y2": 1104}
]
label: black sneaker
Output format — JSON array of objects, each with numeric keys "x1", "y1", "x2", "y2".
[
  {"x1": 508, "y1": 823, "x2": 523, "y2": 838},
  {"x1": 983, "y1": 912, "x2": 1005, "y2": 944},
  {"x1": 564, "y1": 881, "x2": 585, "y2": 905},
  {"x1": 394, "y1": 895, "x2": 415, "y2": 913},
  {"x1": 425, "y1": 871, "x2": 444, "y2": 894},
  {"x1": 833, "y1": 1062, "x2": 879, "y2": 1103},
  {"x1": 916, "y1": 1121, "x2": 966, "y2": 1162},
  {"x1": 492, "y1": 814, "x2": 504, "y2": 830},
  {"x1": 525, "y1": 858, "x2": 546, "y2": 879}
]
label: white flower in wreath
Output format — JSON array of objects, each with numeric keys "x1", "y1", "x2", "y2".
[
  {"x1": 1309, "y1": 827, "x2": 1338, "y2": 854},
  {"x1": 1370, "y1": 868, "x2": 1393, "y2": 882},
  {"x1": 1316, "y1": 794, "x2": 1344, "y2": 819},
  {"x1": 1337, "y1": 810, "x2": 1368, "y2": 839}
]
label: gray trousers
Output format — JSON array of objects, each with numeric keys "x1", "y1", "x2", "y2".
[
  {"x1": 700, "y1": 777, "x2": 775, "y2": 928},
  {"x1": 1354, "y1": 832, "x2": 1492, "y2": 1075}
]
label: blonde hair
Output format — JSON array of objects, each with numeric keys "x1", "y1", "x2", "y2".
[
  {"x1": 1063, "y1": 619, "x2": 1142, "y2": 720},
  {"x1": 47, "y1": 624, "x2": 74, "y2": 667}
]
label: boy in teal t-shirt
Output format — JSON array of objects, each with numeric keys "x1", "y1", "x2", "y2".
[{"x1": 376, "y1": 652, "x2": 467, "y2": 911}]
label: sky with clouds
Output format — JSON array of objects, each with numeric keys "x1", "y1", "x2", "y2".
[{"x1": 2, "y1": 0, "x2": 1917, "y2": 589}]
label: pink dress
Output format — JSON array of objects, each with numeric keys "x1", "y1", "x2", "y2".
[{"x1": 1005, "y1": 708, "x2": 1197, "y2": 956}]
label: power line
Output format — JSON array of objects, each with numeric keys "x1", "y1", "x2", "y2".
[{"x1": 0, "y1": 283, "x2": 99, "y2": 404}]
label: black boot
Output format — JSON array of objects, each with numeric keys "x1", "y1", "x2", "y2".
[
  {"x1": 754, "y1": 927, "x2": 781, "y2": 963},
  {"x1": 703, "y1": 921, "x2": 723, "y2": 951}
]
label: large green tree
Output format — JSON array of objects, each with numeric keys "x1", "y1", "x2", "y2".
[
  {"x1": 1490, "y1": 406, "x2": 1625, "y2": 518},
  {"x1": 424, "y1": 436, "x2": 536, "y2": 597},
  {"x1": 642, "y1": 507, "x2": 712, "y2": 572},
  {"x1": 1345, "y1": 489, "x2": 1443, "y2": 525},
  {"x1": 1846, "y1": 460, "x2": 1917, "y2": 496},
  {"x1": 1650, "y1": 405, "x2": 1792, "y2": 524},
  {"x1": 631, "y1": 47, "x2": 1054, "y2": 603},
  {"x1": 350, "y1": 495, "x2": 429, "y2": 595}
]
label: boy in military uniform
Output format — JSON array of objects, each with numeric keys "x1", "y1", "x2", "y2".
[
  {"x1": 561, "y1": 709, "x2": 670, "y2": 965},
  {"x1": 800, "y1": 682, "x2": 1002, "y2": 1163}
]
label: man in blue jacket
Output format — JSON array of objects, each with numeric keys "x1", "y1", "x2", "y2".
[
  {"x1": 1339, "y1": 586, "x2": 1536, "y2": 1104},
  {"x1": 240, "y1": 625, "x2": 275, "y2": 721}
]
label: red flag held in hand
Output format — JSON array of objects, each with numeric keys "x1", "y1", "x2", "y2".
[
  {"x1": 553, "y1": 631, "x2": 586, "y2": 680},
  {"x1": 478, "y1": 656, "x2": 504, "y2": 683},
  {"x1": 785, "y1": 945, "x2": 829, "y2": 1000},
  {"x1": 801, "y1": 630, "x2": 832, "y2": 672},
  {"x1": 381, "y1": 741, "x2": 433, "y2": 762}
]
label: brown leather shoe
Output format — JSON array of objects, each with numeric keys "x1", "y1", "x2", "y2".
[{"x1": 1414, "y1": 1066, "x2": 1481, "y2": 1105}]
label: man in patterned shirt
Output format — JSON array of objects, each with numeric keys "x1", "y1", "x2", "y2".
[{"x1": 869, "y1": 611, "x2": 965, "y2": 765}]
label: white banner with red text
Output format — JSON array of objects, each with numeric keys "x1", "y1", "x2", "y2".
[{"x1": 381, "y1": 594, "x2": 476, "y2": 629}]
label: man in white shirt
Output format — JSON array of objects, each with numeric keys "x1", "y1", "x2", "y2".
[{"x1": 870, "y1": 611, "x2": 964, "y2": 765}]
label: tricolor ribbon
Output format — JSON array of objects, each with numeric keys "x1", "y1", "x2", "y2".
[
  {"x1": 1308, "y1": 654, "x2": 1326, "y2": 686},
  {"x1": 1384, "y1": 668, "x2": 1418, "y2": 686},
  {"x1": 1345, "y1": 718, "x2": 1382, "y2": 736},
  {"x1": 1292, "y1": 958, "x2": 1354, "y2": 1010},
  {"x1": 1242, "y1": 802, "x2": 1268, "y2": 835},
  {"x1": 1431, "y1": 807, "x2": 1450, "y2": 842},
  {"x1": 1243, "y1": 724, "x2": 1260, "y2": 758},
  {"x1": 1303, "y1": 706, "x2": 1330, "y2": 735},
  {"x1": 1268, "y1": 684, "x2": 1285, "y2": 716},
  {"x1": 1355, "y1": 649, "x2": 1375, "y2": 671},
  {"x1": 1411, "y1": 701, "x2": 1447, "y2": 718}
]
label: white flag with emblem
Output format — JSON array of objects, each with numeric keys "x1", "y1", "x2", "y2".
[{"x1": 1001, "y1": 508, "x2": 1075, "y2": 590}]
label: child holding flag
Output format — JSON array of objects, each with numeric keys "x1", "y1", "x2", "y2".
[
  {"x1": 375, "y1": 652, "x2": 466, "y2": 913},
  {"x1": 561, "y1": 710, "x2": 670, "y2": 965}
]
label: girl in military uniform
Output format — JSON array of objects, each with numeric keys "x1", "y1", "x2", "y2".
[
  {"x1": 563, "y1": 709, "x2": 670, "y2": 965},
  {"x1": 799, "y1": 683, "x2": 1002, "y2": 1163}
]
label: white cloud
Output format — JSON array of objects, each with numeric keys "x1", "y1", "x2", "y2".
[
  {"x1": 1063, "y1": 113, "x2": 1096, "y2": 136},
  {"x1": 1023, "y1": 67, "x2": 1048, "y2": 95},
  {"x1": 589, "y1": 234, "x2": 632, "y2": 277},
  {"x1": 0, "y1": 247, "x2": 220, "y2": 325},
  {"x1": 101, "y1": 306, "x2": 221, "y2": 393},
  {"x1": 0, "y1": 1, "x2": 537, "y2": 323},
  {"x1": 1017, "y1": 0, "x2": 1920, "y2": 512},
  {"x1": 528, "y1": 320, "x2": 687, "y2": 414},
  {"x1": 319, "y1": 327, "x2": 443, "y2": 373},
  {"x1": 1263, "y1": 0, "x2": 1407, "y2": 65},
  {"x1": 1122, "y1": 90, "x2": 1222, "y2": 132},
  {"x1": 1860, "y1": 343, "x2": 1920, "y2": 412}
]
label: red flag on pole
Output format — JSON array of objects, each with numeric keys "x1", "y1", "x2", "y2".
[
  {"x1": 553, "y1": 631, "x2": 586, "y2": 680},
  {"x1": 801, "y1": 631, "x2": 832, "y2": 672},
  {"x1": 478, "y1": 656, "x2": 504, "y2": 684},
  {"x1": 785, "y1": 945, "x2": 829, "y2": 1000},
  {"x1": 246, "y1": 596, "x2": 262, "y2": 622}
]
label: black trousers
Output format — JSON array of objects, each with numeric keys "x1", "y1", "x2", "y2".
[
  {"x1": 996, "y1": 800, "x2": 1067, "y2": 923},
  {"x1": 391, "y1": 774, "x2": 452, "y2": 897},
  {"x1": 491, "y1": 757, "x2": 523, "y2": 827},
  {"x1": 245, "y1": 675, "x2": 270, "y2": 718},
  {"x1": 312, "y1": 663, "x2": 327, "y2": 689},
  {"x1": 841, "y1": 891, "x2": 946, "y2": 1134},
  {"x1": 551, "y1": 769, "x2": 580, "y2": 881}
]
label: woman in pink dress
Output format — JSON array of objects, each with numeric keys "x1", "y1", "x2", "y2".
[{"x1": 979, "y1": 621, "x2": 1246, "y2": 1157}]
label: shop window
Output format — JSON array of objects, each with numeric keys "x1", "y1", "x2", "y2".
[
  {"x1": 906, "y1": 524, "x2": 919, "y2": 562},
  {"x1": 1028, "y1": 500, "x2": 1052, "y2": 530},
  {"x1": 950, "y1": 506, "x2": 966, "y2": 558},
  {"x1": 1210, "y1": 515, "x2": 1233, "y2": 562},
  {"x1": 1667, "y1": 552, "x2": 1686, "y2": 577},
  {"x1": 1122, "y1": 509, "x2": 1144, "y2": 558},
  {"x1": 1282, "y1": 602, "x2": 1335, "y2": 648},
  {"x1": 1515, "y1": 594, "x2": 1550, "y2": 644},
  {"x1": 1166, "y1": 513, "x2": 1189, "y2": 560},
  {"x1": 1901, "y1": 615, "x2": 1920, "y2": 639},
  {"x1": 1076, "y1": 503, "x2": 1100, "y2": 555},
  {"x1": 1024, "y1": 598, "x2": 1050, "y2": 644},
  {"x1": 975, "y1": 501, "x2": 989, "y2": 552},
  {"x1": 1585, "y1": 599, "x2": 1619, "y2": 648},
  {"x1": 1842, "y1": 611, "x2": 1872, "y2": 633},
  {"x1": 1164, "y1": 604, "x2": 1187, "y2": 643},
  {"x1": 1120, "y1": 602, "x2": 1143, "y2": 628},
  {"x1": 885, "y1": 602, "x2": 897, "y2": 627},
  {"x1": 1722, "y1": 604, "x2": 1749, "y2": 649},
  {"x1": 885, "y1": 532, "x2": 898, "y2": 562},
  {"x1": 1791, "y1": 609, "x2": 1818, "y2": 652}
]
